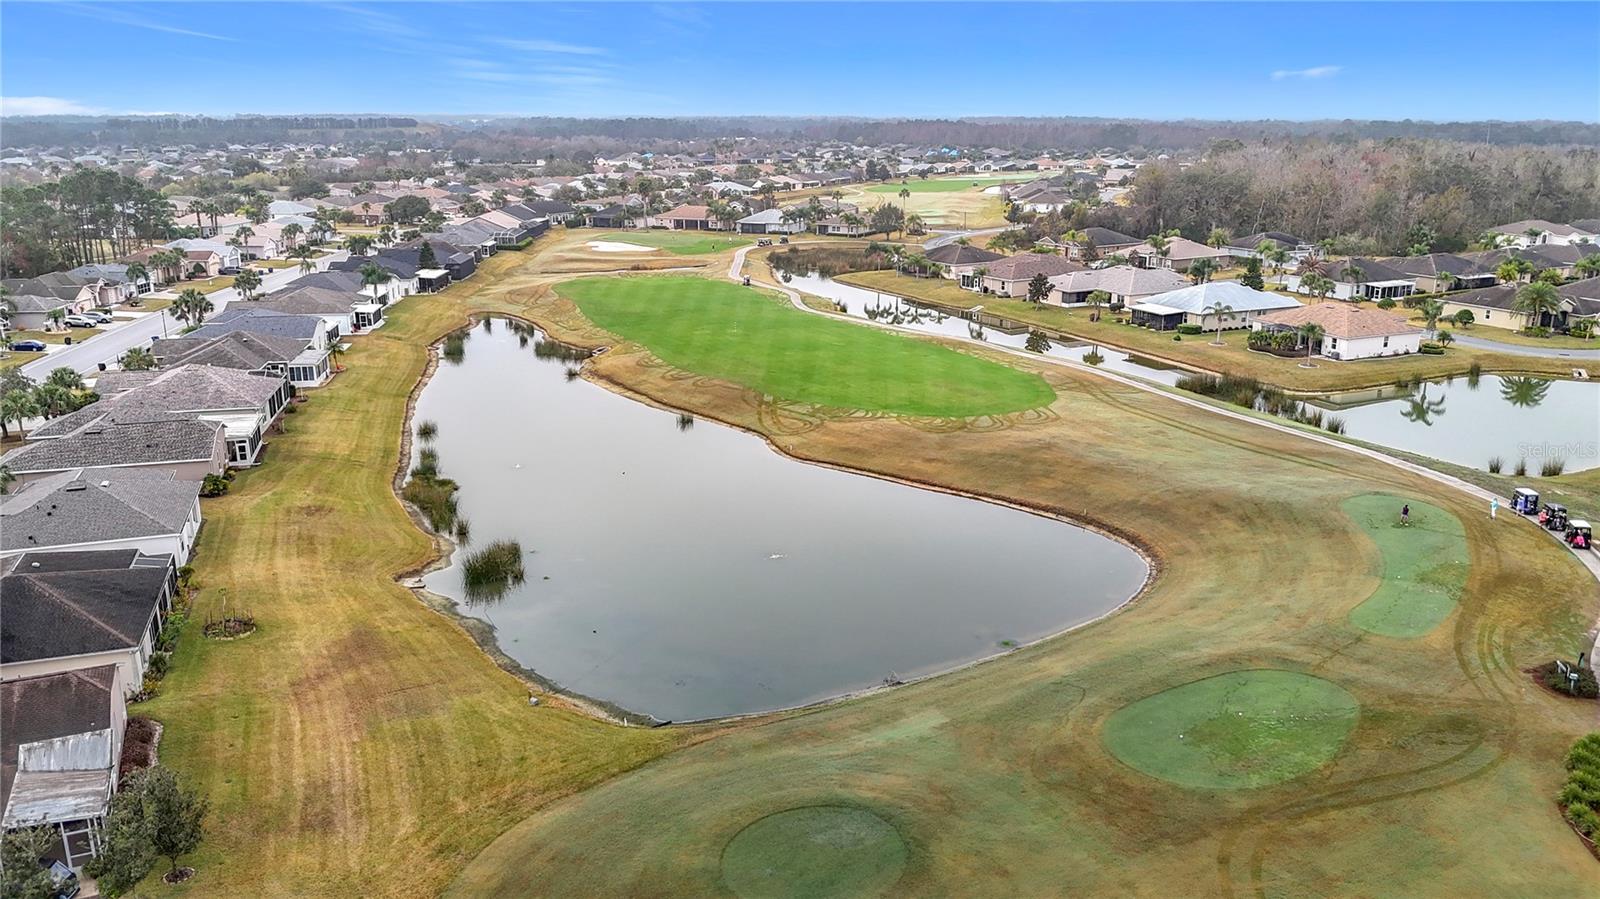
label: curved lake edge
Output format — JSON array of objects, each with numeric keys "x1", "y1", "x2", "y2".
[{"x1": 392, "y1": 306, "x2": 1160, "y2": 728}]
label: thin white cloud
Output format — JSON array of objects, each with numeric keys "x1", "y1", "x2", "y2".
[
  {"x1": 0, "y1": 96, "x2": 105, "y2": 117},
  {"x1": 1271, "y1": 65, "x2": 1342, "y2": 81},
  {"x1": 61, "y1": 2, "x2": 237, "y2": 42},
  {"x1": 495, "y1": 38, "x2": 607, "y2": 56}
]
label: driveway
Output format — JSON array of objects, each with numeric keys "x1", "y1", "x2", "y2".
[
  {"x1": 1451, "y1": 333, "x2": 1600, "y2": 360},
  {"x1": 17, "y1": 252, "x2": 347, "y2": 378}
]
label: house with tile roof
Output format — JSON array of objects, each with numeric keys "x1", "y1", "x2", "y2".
[
  {"x1": 972, "y1": 253, "x2": 1085, "y2": 297},
  {"x1": 1252, "y1": 302, "x2": 1423, "y2": 360},
  {"x1": 1048, "y1": 265, "x2": 1189, "y2": 307}
]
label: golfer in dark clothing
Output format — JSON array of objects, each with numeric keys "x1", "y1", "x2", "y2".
[{"x1": 1401, "y1": 504, "x2": 1411, "y2": 526}]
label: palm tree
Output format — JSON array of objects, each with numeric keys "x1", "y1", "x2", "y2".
[
  {"x1": 1339, "y1": 263, "x2": 1365, "y2": 300},
  {"x1": 172, "y1": 288, "x2": 213, "y2": 327},
  {"x1": 359, "y1": 262, "x2": 391, "y2": 303},
  {"x1": 1513, "y1": 281, "x2": 1561, "y2": 331},
  {"x1": 1188, "y1": 258, "x2": 1217, "y2": 284},
  {"x1": 326, "y1": 334, "x2": 346, "y2": 371},
  {"x1": 124, "y1": 262, "x2": 150, "y2": 296},
  {"x1": 1203, "y1": 301, "x2": 1235, "y2": 345},
  {"x1": 234, "y1": 267, "x2": 262, "y2": 301},
  {"x1": 0, "y1": 388, "x2": 40, "y2": 439},
  {"x1": 1499, "y1": 376, "x2": 1551, "y2": 409},
  {"x1": 33, "y1": 383, "x2": 75, "y2": 419},
  {"x1": 1297, "y1": 322, "x2": 1325, "y2": 367},
  {"x1": 119, "y1": 347, "x2": 157, "y2": 371},
  {"x1": 291, "y1": 245, "x2": 317, "y2": 274},
  {"x1": 1086, "y1": 289, "x2": 1110, "y2": 322},
  {"x1": 45, "y1": 367, "x2": 84, "y2": 391},
  {"x1": 345, "y1": 235, "x2": 374, "y2": 256},
  {"x1": 0, "y1": 285, "x2": 14, "y2": 328},
  {"x1": 898, "y1": 187, "x2": 911, "y2": 213},
  {"x1": 0, "y1": 463, "x2": 14, "y2": 495},
  {"x1": 378, "y1": 224, "x2": 395, "y2": 246},
  {"x1": 1496, "y1": 258, "x2": 1533, "y2": 284},
  {"x1": 1576, "y1": 255, "x2": 1600, "y2": 279},
  {"x1": 1258, "y1": 242, "x2": 1289, "y2": 287},
  {"x1": 1206, "y1": 227, "x2": 1230, "y2": 249},
  {"x1": 1418, "y1": 299, "x2": 1445, "y2": 334},
  {"x1": 281, "y1": 223, "x2": 304, "y2": 250},
  {"x1": 45, "y1": 308, "x2": 67, "y2": 332}
]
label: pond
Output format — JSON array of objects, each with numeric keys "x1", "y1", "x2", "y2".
[
  {"x1": 413, "y1": 319, "x2": 1149, "y2": 722},
  {"x1": 782, "y1": 272, "x2": 1186, "y2": 385},
  {"x1": 782, "y1": 273, "x2": 1600, "y2": 476},
  {"x1": 1309, "y1": 373, "x2": 1600, "y2": 474}
]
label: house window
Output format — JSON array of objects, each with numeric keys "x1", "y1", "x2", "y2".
[{"x1": 1382, "y1": 336, "x2": 1389, "y2": 348}]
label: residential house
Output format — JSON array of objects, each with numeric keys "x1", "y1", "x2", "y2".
[
  {"x1": 1436, "y1": 277, "x2": 1600, "y2": 332},
  {"x1": 1223, "y1": 232, "x2": 1316, "y2": 263},
  {"x1": 151, "y1": 331, "x2": 332, "y2": 388},
  {"x1": 0, "y1": 468, "x2": 204, "y2": 565},
  {"x1": 0, "y1": 665, "x2": 126, "y2": 871},
  {"x1": 658, "y1": 204, "x2": 728, "y2": 231},
  {"x1": 257, "y1": 286, "x2": 384, "y2": 334},
  {"x1": 1126, "y1": 281, "x2": 1300, "y2": 332},
  {"x1": 380, "y1": 238, "x2": 476, "y2": 283},
  {"x1": 584, "y1": 204, "x2": 634, "y2": 228},
  {"x1": 1048, "y1": 265, "x2": 1190, "y2": 307},
  {"x1": 68, "y1": 263, "x2": 153, "y2": 298},
  {"x1": 924, "y1": 243, "x2": 1005, "y2": 288},
  {"x1": 1378, "y1": 253, "x2": 1498, "y2": 294},
  {"x1": 46, "y1": 364, "x2": 291, "y2": 467},
  {"x1": 1253, "y1": 302, "x2": 1423, "y2": 360},
  {"x1": 735, "y1": 208, "x2": 805, "y2": 235},
  {"x1": 973, "y1": 253, "x2": 1084, "y2": 297},
  {"x1": 1282, "y1": 258, "x2": 1417, "y2": 301},
  {"x1": 188, "y1": 307, "x2": 340, "y2": 351},
  {"x1": 1, "y1": 550, "x2": 177, "y2": 694},
  {"x1": 0, "y1": 415, "x2": 227, "y2": 487},
  {"x1": 1126, "y1": 237, "x2": 1233, "y2": 273},
  {"x1": 1055, "y1": 227, "x2": 1142, "y2": 263},
  {"x1": 328, "y1": 255, "x2": 424, "y2": 298},
  {"x1": 1488, "y1": 220, "x2": 1596, "y2": 248}
]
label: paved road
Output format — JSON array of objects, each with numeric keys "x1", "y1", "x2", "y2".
[
  {"x1": 728, "y1": 244, "x2": 1600, "y2": 639},
  {"x1": 923, "y1": 226, "x2": 1011, "y2": 250},
  {"x1": 16, "y1": 253, "x2": 347, "y2": 379},
  {"x1": 1451, "y1": 333, "x2": 1600, "y2": 360}
]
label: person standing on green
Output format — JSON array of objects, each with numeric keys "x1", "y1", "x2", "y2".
[{"x1": 1401, "y1": 503, "x2": 1410, "y2": 526}]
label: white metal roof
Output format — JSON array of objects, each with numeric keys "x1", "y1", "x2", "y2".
[
  {"x1": 1129, "y1": 302, "x2": 1186, "y2": 315},
  {"x1": 2, "y1": 769, "x2": 112, "y2": 827},
  {"x1": 414, "y1": 268, "x2": 449, "y2": 278}
]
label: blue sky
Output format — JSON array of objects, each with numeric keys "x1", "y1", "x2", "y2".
[{"x1": 2, "y1": 2, "x2": 1597, "y2": 121}]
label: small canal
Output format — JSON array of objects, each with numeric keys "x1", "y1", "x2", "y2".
[
  {"x1": 790, "y1": 273, "x2": 1600, "y2": 474},
  {"x1": 413, "y1": 318, "x2": 1150, "y2": 722}
]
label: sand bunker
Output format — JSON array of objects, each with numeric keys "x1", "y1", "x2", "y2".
[{"x1": 587, "y1": 240, "x2": 660, "y2": 253}]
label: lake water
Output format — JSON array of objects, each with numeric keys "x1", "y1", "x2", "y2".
[
  {"x1": 784, "y1": 274, "x2": 1600, "y2": 475},
  {"x1": 1309, "y1": 374, "x2": 1600, "y2": 473},
  {"x1": 414, "y1": 319, "x2": 1149, "y2": 722}
]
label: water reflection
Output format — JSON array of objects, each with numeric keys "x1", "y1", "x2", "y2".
[
  {"x1": 414, "y1": 318, "x2": 1148, "y2": 720},
  {"x1": 1499, "y1": 376, "x2": 1551, "y2": 409},
  {"x1": 1398, "y1": 384, "x2": 1447, "y2": 426}
]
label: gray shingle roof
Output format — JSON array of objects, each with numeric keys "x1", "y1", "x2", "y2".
[
  {"x1": 4, "y1": 548, "x2": 141, "y2": 575},
  {"x1": 1, "y1": 566, "x2": 169, "y2": 663},
  {"x1": 32, "y1": 365, "x2": 284, "y2": 440},
  {"x1": 0, "y1": 417, "x2": 222, "y2": 474},
  {"x1": 0, "y1": 469, "x2": 200, "y2": 552},
  {"x1": 254, "y1": 287, "x2": 359, "y2": 315},
  {"x1": 192, "y1": 309, "x2": 327, "y2": 342},
  {"x1": 157, "y1": 332, "x2": 311, "y2": 371},
  {"x1": 1, "y1": 666, "x2": 118, "y2": 814}
]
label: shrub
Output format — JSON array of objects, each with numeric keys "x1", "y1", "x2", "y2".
[
  {"x1": 1453, "y1": 309, "x2": 1475, "y2": 327},
  {"x1": 1567, "y1": 802, "x2": 1600, "y2": 837},
  {"x1": 1514, "y1": 458, "x2": 1528, "y2": 477},
  {"x1": 1375, "y1": 298, "x2": 1396, "y2": 309},
  {"x1": 1540, "y1": 660, "x2": 1600, "y2": 698},
  {"x1": 146, "y1": 651, "x2": 171, "y2": 680},
  {"x1": 1176, "y1": 323, "x2": 1204, "y2": 335},
  {"x1": 199, "y1": 474, "x2": 230, "y2": 497},
  {"x1": 461, "y1": 539, "x2": 527, "y2": 604},
  {"x1": 402, "y1": 475, "x2": 458, "y2": 532},
  {"x1": 1540, "y1": 457, "x2": 1568, "y2": 477},
  {"x1": 1419, "y1": 343, "x2": 1446, "y2": 355},
  {"x1": 1324, "y1": 416, "x2": 1346, "y2": 435},
  {"x1": 1487, "y1": 456, "x2": 1503, "y2": 474}
]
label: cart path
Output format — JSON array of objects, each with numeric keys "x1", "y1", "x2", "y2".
[{"x1": 726, "y1": 244, "x2": 1600, "y2": 668}]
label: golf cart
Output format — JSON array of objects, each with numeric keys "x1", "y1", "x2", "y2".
[
  {"x1": 1566, "y1": 520, "x2": 1593, "y2": 550},
  {"x1": 756, "y1": 238, "x2": 773, "y2": 247},
  {"x1": 1512, "y1": 487, "x2": 1540, "y2": 515},
  {"x1": 1540, "y1": 503, "x2": 1569, "y2": 531}
]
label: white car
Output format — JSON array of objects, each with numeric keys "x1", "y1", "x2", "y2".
[
  {"x1": 62, "y1": 314, "x2": 100, "y2": 328},
  {"x1": 81, "y1": 310, "x2": 115, "y2": 324}
]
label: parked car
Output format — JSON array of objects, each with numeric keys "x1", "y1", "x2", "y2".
[
  {"x1": 8, "y1": 339, "x2": 48, "y2": 352},
  {"x1": 62, "y1": 314, "x2": 99, "y2": 328},
  {"x1": 219, "y1": 266, "x2": 241, "y2": 275},
  {"x1": 81, "y1": 310, "x2": 115, "y2": 324}
]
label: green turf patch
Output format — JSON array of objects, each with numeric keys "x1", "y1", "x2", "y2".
[
  {"x1": 600, "y1": 230, "x2": 751, "y2": 255},
  {"x1": 1342, "y1": 494, "x2": 1468, "y2": 638},
  {"x1": 721, "y1": 805, "x2": 907, "y2": 899},
  {"x1": 1103, "y1": 670, "x2": 1359, "y2": 790},
  {"x1": 560, "y1": 275, "x2": 1056, "y2": 417},
  {"x1": 865, "y1": 176, "x2": 1034, "y2": 194}
]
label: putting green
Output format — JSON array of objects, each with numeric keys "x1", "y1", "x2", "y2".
[
  {"x1": 1343, "y1": 494, "x2": 1468, "y2": 638},
  {"x1": 721, "y1": 806, "x2": 907, "y2": 899},
  {"x1": 1103, "y1": 670, "x2": 1359, "y2": 790},
  {"x1": 600, "y1": 230, "x2": 751, "y2": 255},
  {"x1": 865, "y1": 175, "x2": 1032, "y2": 194},
  {"x1": 560, "y1": 275, "x2": 1056, "y2": 416}
]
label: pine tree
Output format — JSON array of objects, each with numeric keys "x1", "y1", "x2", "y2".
[
  {"x1": 1240, "y1": 256, "x2": 1265, "y2": 290},
  {"x1": 418, "y1": 241, "x2": 439, "y2": 269}
]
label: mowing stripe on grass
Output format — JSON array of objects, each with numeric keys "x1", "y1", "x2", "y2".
[
  {"x1": 1343, "y1": 494, "x2": 1468, "y2": 638},
  {"x1": 559, "y1": 275, "x2": 1056, "y2": 417}
]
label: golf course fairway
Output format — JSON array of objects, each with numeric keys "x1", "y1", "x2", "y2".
[
  {"x1": 1344, "y1": 494, "x2": 1469, "y2": 637},
  {"x1": 1102, "y1": 669, "x2": 1361, "y2": 789},
  {"x1": 558, "y1": 275, "x2": 1056, "y2": 416}
]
